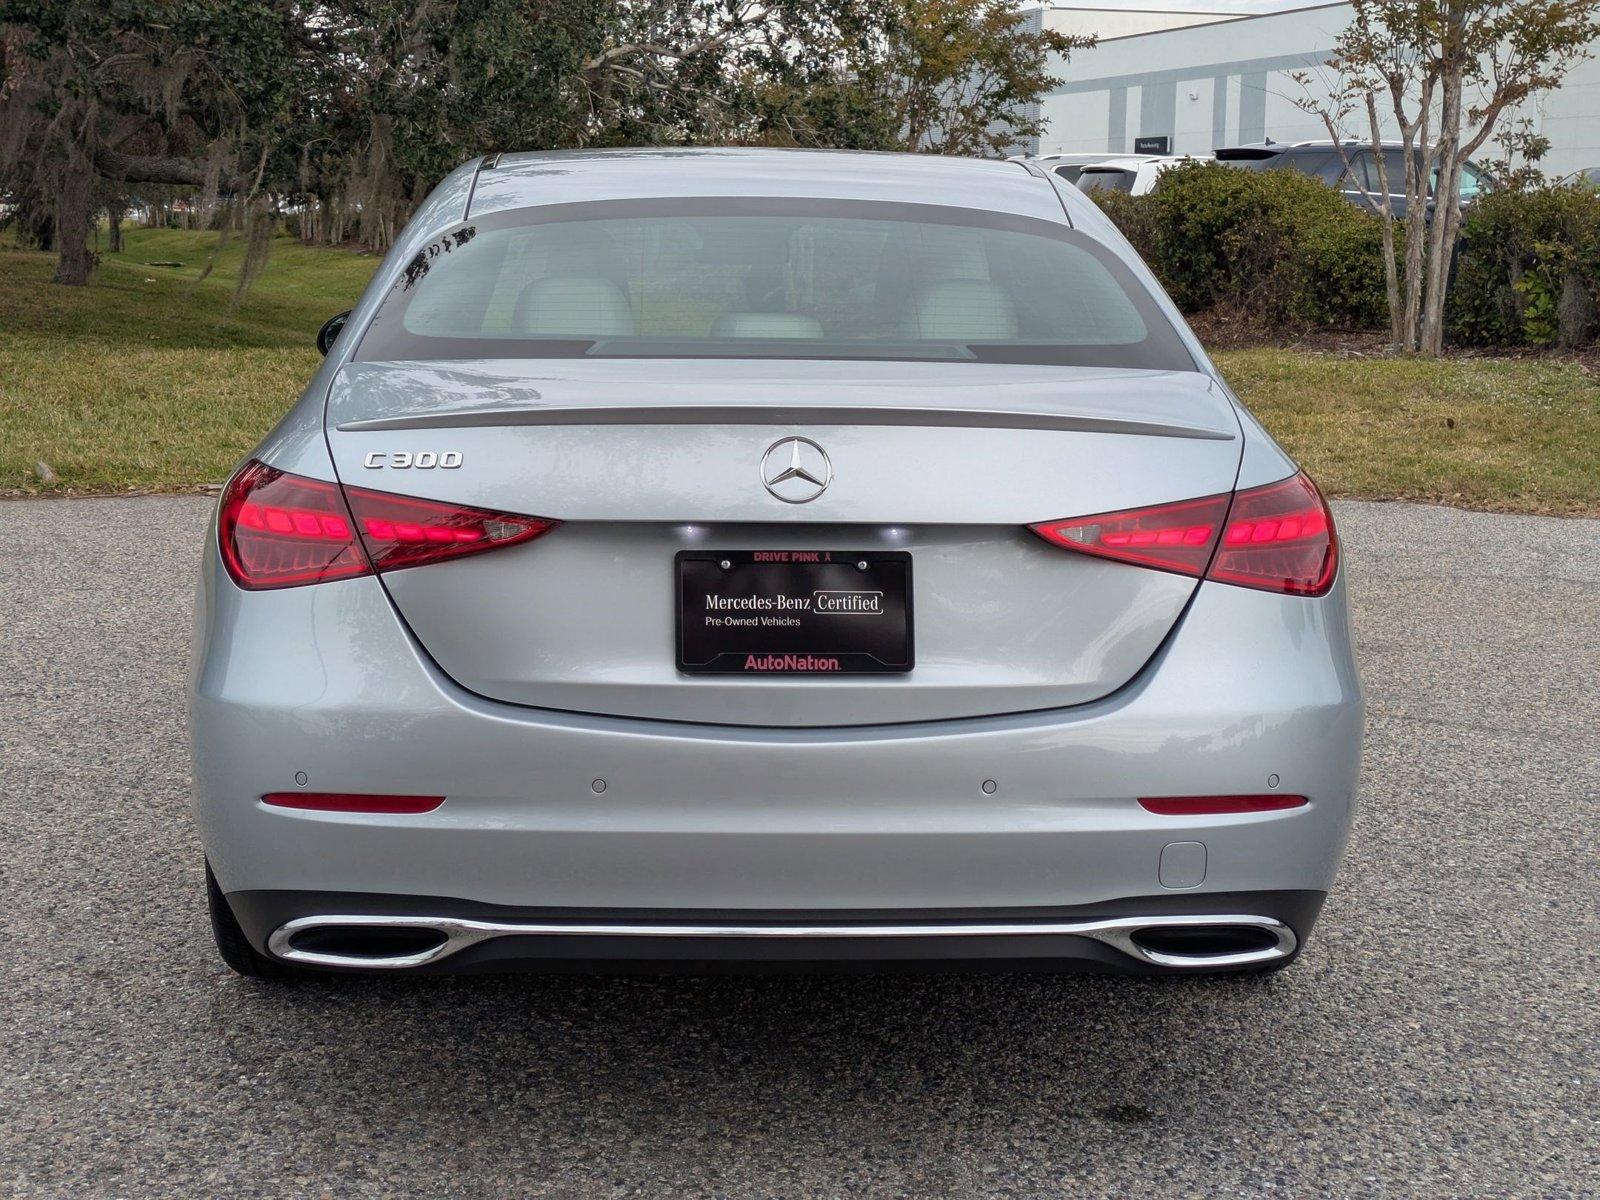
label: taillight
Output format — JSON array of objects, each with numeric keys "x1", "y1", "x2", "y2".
[
  {"x1": 1028, "y1": 472, "x2": 1337, "y2": 597},
  {"x1": 1028, "y1": 493, "x2": 1230, "y2": 577},
  {"x1": 219, "y1": 460, "x2": 556, "y2": 590},
  {"x1": 1207, "y1": 472, "x2": 1337, "y2": 596},
  {"x1": 220, "y1": 462, "x2": 369, "y2": 589}
]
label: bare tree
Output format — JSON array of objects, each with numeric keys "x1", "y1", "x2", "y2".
[{"x1": 1294, "y1": 0, "x2": 1599, "y2": 355}]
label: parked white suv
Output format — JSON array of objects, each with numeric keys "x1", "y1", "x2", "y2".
[
  {"x1": 1074, "y1": 155, "x2": 1213, "y2": 196},
  {"x1": 1011, "y1": 153, "x2": 1139, "y2": 186}
]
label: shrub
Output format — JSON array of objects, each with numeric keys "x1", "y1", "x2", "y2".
[
  {"x1": 1090, "y1": 189, "x2": 1159, "y2": 264},
  {"x1": 1450, "y1": 184, "x2": 1600, "y2": 348},
  {"x1": 1092, "y1": 162, "x2": 1388, "y2": 330}
]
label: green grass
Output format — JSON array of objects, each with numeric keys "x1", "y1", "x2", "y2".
[
  {"x1": 1, "y1": 227, "x2": 376, "y2": 495},
  {"x1": 3, "y1": 227, "x2": 1598, "y2": 512},
  {"x1": 1215, "y1": 349, "x2": 1600, "y2": 516}
]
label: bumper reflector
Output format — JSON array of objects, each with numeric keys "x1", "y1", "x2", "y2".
[
  {"x1": 1139, "y1": 794, "x2": 1308, "y2": 816},
  {"x1": 262, "y1": 792, "x2": 445, "y2": 814}
]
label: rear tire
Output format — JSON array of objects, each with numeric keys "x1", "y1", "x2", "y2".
[{"x1": 206, "y1": 862, "x2": 296, "y2": 980}]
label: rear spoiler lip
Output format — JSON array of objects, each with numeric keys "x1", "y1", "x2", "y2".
[{"x1": 335, "y1": 403, "x2": 1236, "y2": 441}]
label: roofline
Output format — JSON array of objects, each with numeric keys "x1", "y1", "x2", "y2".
[
  {"x1": 1084, "y1": 1, "x2": 1350, "y2": 46},
  {"x1": 1037, "y1": 1, "x2": 1330, "y2": 12}
]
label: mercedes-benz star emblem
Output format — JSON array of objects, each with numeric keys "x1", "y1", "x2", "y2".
[{"x1": 760, "y1": 436, "x2": 833, "y2": 504}]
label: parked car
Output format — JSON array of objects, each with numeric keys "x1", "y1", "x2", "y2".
[
  {"x1": 1074, "y1": 155, "x2": 1214, "y2": 196},
  {"x1": 193, "y1": 148, "x2": 1361, "y2": 979},
  {"x1": 1558, "y1": 166, "x2": 1600, "y2": 188},
  {"x1": 1215, "y1": 139, "x2": 1490, "y2": 218},
  {"x1": 1010, "y1": 152, "x2": 1144, "y2": 186}
]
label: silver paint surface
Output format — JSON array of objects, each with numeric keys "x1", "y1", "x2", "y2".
[{"x1": 189, "y1": 148, "x2": 1355, "y2": 956}]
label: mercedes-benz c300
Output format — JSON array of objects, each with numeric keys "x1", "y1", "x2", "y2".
[{"x1": 191, "y1": 149, "x2": 1361, "y2": 978}]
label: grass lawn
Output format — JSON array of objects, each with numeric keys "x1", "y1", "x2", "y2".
[
  {"x1": 1220, "y1": 350, "x2": 1600, "y2": 515},
  {"x1": 3, "y1": 227, "x2": 1598, "y2": 514},
  {"x1": 1, "y1": 227, "x2": 376, "y2": 495}
]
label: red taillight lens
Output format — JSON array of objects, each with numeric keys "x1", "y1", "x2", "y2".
[
  {"x1": 343, "y1": 484, "x2": 556, "y2": 574},
  {"x1": 1139, "y1": 794, "x2": 1309, "y2": 815},
  {"x1": 220, "y1": 460, "x2": 556, "y2": 590},
  {"x1": 220, "y1": 462, "x2": 369, "y2": 589},
  {"x1": 1027, "y1": 493, "x2": 1230, "y2": 577},
  {"x1": 1208, "y1": 472, "x2": 1337, "y2": 597},
  {"x1": 1028, "y1": 472, "x2": 1337, "y2": 596},
  {"x1": 262, "y1": 792, "x2": 445, "y2": 814}
]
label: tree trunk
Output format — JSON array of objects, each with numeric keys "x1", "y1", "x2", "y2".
[
  {"x1": 53, "y1": 157, "x2": 95, "y2": 286},
  {"x1": 1557, "y1": 268, "x2": 1596, "y2": 348},
  {"x1": 108, "y1": 204, "x2": 125, "y2": 254},
  {"x1": 1400, "y1": 199, "x2": 1426, "y2": 352},
  {"x1": 14, "y1": 193, "x2": 56, "y2": 252},
  {"x1": 1357, "y1": 98, "x2": 1405, "y2": 347},
  {"x1": 1378, "y1": 213, "x2": 1403, "y2": 346},
  {"x1": 1419, "y1": 8, "x2": 1469, "y2": 358},
  {"x1": 1375, "y1": 67, "x2": 1433, "y2": 353}
]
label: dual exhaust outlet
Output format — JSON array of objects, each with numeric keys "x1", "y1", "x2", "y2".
[{"x1": 267, "y1": 913, "x2": 1297, "y2": 971}]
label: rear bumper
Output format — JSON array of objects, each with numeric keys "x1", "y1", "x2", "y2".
[
  {"x1": 231, "y1": 889, "x2": 1324, "y2": 975},
  {"x1": 191, "y1": 538, "x2": 1362, "y2": 965}
]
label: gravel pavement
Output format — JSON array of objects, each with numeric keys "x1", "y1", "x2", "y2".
[{"x1": 2, "y1": 496, "x2": 1597, "y2": 1199}]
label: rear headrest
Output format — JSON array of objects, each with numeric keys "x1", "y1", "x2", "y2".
[
  {"x1": 512, "y1": 276, "x2": 635, "y2": 337},
  {"x1": 915, "y1": 227, "x2": 991, "y2": 282},
  {"x1": 902, "y1": 280, "x2": 1019, "y2": 341},
  {"x1": 710, "y1": 313, "x2": 825, "y2": 339}
]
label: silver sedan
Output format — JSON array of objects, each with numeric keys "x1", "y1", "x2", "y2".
[{"x1": 191, "y1": 149, "x2": 1361, "y2": 977}]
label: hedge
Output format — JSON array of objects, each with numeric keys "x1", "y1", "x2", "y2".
[
  {"x1": 1091, "y1": 162, "x2": 1600, "y2": 348},
  {"x1": 1093, "y1": 162, "x2": 1387, "y2": 330},
  {"x1": 1450, "y1": 184, "x2": 1600, "y2": 348}
]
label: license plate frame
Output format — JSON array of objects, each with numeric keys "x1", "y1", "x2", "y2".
[{"x1": 676, "y1": 550, "x2": 914, "y2": 675}]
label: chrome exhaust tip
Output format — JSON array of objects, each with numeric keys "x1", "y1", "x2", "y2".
[
  {"x1": 1090, "y1": 915, "x2": 1298, "y2": 969},
  {"x1": 267, "y1": 912, "x2": 1297, "y2": 971},
  {"x1": 267, "y1": 916, "x2": 461, "y2": 969}
]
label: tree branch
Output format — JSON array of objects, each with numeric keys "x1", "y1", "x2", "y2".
[{"x1": 93, "y1": 145, "x2": 242, "y2": 191}]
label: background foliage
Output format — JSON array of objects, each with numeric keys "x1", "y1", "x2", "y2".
[
  {"x1": 0, "y1": 0, "x2": 1084, "y2": 281},
  {"x1": 1093, "y1": 163, "x2": 1388, "y2": 330},
  {"x1": 1094, "y1": 163, "x2": 1600, "y2": 348},
  {"x1": 1450, "y1": 183, "x2": 1600, "y2": 347}
]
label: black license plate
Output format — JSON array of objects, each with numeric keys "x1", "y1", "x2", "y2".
[{"x1": 677, "y1": 550, "x2": 913, "y2": 674}]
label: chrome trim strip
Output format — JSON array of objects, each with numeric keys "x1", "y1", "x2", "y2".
[
  {"x1": 267, "y1": 913, "x2": 1296, "y2": 971},
  {"x1": 335, "y1": 404, "x2": 1235, "y2": 440}
]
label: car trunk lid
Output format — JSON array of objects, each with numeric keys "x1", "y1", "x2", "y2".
[{"x1": 325, "y1": 358, "x2": 1241, "y2": 726}]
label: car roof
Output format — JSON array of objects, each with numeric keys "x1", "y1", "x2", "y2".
[
  {"x1": 1216, "y1": 139, "x2": 1411, "y2": 158},
  {"x1": 1079, "y1": 155, "x2": 1211, "y2": 169},
  {"x1": 468, "y1": 147, "x2": 1067, "y2": 222},
  {"x1": 1018, "y1": 152, "x2": 1135, "y2": 164},
  {"x1": 1076, "y1": 155, "x2": 1177, "y2": 168}
]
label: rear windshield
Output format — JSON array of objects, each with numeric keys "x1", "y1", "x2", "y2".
[
  {"x1": 354, "y1": 198, "x2": 1194, "y2": 370},
  {"x1": 1075, "y1": 169, "x2": 1136, "y2": 194}
]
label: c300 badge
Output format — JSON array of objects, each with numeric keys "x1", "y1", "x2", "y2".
[{"x1": 362, "y1": 451, "x2": 462, "y2": 469}]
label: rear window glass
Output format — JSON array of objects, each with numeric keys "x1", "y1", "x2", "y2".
[
  {"x1": 1075, "y1": 169, "x2": 1136, "y2": 194},
  {"x1": 355, "y1": 198, "x2": 1194, "y2": 370}
]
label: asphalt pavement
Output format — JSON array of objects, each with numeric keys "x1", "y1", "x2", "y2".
[{"x1": 2, "y1": 496, "x2": 1596, "y2": 1198}]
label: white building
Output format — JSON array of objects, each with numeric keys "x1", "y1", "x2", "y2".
[{"x1": 1021, "y1": 1, "x2": 1600, "y2": 178}]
